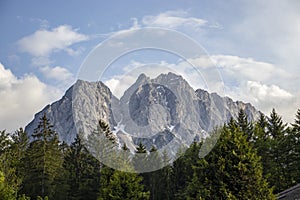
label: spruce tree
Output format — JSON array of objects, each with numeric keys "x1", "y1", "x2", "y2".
[
  {"x1": 0, "y1": 171, "x2": 16, "y2": 200},
  {"x1": 143, "y1": 146, "x2": 162, "y2": 200},
  {"x1": 185, "y1": 125, "x2": 275, "y2": 199},
  {"x1": 98, "y1": 139, "x2": 149, "y2": 199},
  {"x1": 289, "y1": 109, "x2": 300, "y2": 185},
  {"x1": 98, "y1": 168, "x2": 149, "y2": 200},
  {"x1": 253, "y1": 113, "x2": 273, "y2": 178},
  {"x1": 85, "y1": 120, "x2": 118, "y2": 169},
  {"x1": 0, "y1": 129, "x2": 30, "y2": 196},
  {"x1": 266, "y1": 109, "x2": 289, "y2": 193},
  {"x1": 133, "y1": 142, "x2": 147, "y2": 173},
  {"x1": 157, "y1": 150, "x2": 172, "y2": 200},
  {"x1": 20, "y1": 114, "x2": 66, "y2": 199},
  {"x1": 171, "y1": 142, "x2": 201, "y2": 199},
  {"x1": 64, "y1": 134, "x2": 101, "y2": 200},
  {"x1": 237, "y1": 108, "x2": 253, "y2": 141}
]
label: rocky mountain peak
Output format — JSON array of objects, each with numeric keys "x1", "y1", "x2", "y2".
[{"x1": 25, "y1": 72, "x2": 260, "y2": 154}]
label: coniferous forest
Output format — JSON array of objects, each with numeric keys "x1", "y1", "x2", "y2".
[{"x1": 0, "y1": 108, "x2": 299, "y2": 199}]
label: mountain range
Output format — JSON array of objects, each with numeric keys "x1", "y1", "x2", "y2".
[{"x1": 25, "y1": 72, "x2": 259, "y2": 153}]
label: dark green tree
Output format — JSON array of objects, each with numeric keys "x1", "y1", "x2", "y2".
[
  {"x1": 98, "y1": 168, "x2": 149, "y2": 200},
  {"x1": 185, "y1": 125, "x2": 275, "y2": 199},
  {"x1": 0, "y1": 129, "x2": 30, "y2": 196},
  {"x1": 237, "y1": 108, "x2": 253, "y2": 141},
  {"x1": 252, "y1": 113, "x2": 273, "y2": 178},
  {"x1": 171, "y1": 141, "x2": 201, "y2": 199},
  {"x1": 143, "y1": 146, "x2": 162, "y2": 200},
  {"x1": 0, "y1": 130, "x2": 16, "y2": 189},
  {"x1": 266, "y1": 109, "x2": 289, "y2": 193},
  {"x1": 288, "y1": 109, "x2": 300, "y2": 185},
  {"x1": 156, "y1": 150, "x2": 172, "y2": 200},
  {"x1": 64, "y1": 134, "x2": 101, "y2": 200},
  {"x1": 0, "y1": 170, "x2": 15, "y2": 200},
  {"x1": 20, "y1": 114, "x2": 66, "y2": 199},
  {"x1": 133, "y1": 142, "x2": 147, "y2": 173}
]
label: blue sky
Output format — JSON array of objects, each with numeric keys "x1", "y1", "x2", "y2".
[{"x1": 1, "y1": 0, "x2": 300, "y2": 131}]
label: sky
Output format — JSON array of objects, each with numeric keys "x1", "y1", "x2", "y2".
[{"x1": 0, "y1": 0, "x2": 300, "y2": 131}]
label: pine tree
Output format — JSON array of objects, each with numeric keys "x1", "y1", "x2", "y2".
[
  {"x1": 142, "y1": 146, "x2": 162, "y2": 200},
  {"x1": 136, "y1": 142, "x2": 147, "y2": 153},
  {"x1": 266, "y1": 109, "x2": 289, "y2": 193},
  {"x1": 20, "y1": 113, "x2": 66, "y2": 199},
  {"x1": 253, "y1": 113, "x2": 273, "y2": 179},
  {"x1": 237, "y1": 108, "x2": 253, "y2": 141},
  {"x1": 267, "y1": 108, "x2": 287, "y2": 139},
  {"x1": 133, "y1": 142, "x2": 147, "y2": 173},
  {"x1": 0, "y1": 170, "x2": 16, "y2": 200},
  {"x1": 85, "y1": 120, "x2": 118, "y2": 170},
  {"x1": 64, "y1": 134, "x2": 101, "y2": 200},
  {"x1": 0, "y1": 130, "x2": 16, "y2": 188},
  {"x1": 98, "y1": 168, "x2": 149, "y2": 200},
  {"x1": 257, "y1": 112, "x2": 268, "y2": 130},
  {"x1": 0, "y1": 129, "x2": 30, "y2": 196},
  {"x1": 171, "y1": 141, "x2": 201, "y2": 199},
  {"x1": 156, "y1": 150, "x2": 172, "y2": 200},
  {"x1": 288, "y1": 109, "x2": 300, "y2": 185},
  {"x1": 98, "y1": 140, "x2": 149, "y2": 199},
  {"x1": 185, "y1": 125, "x2": 275, "y2": 199},
  {"x1": 0, "y1": 130, "x2": 11, "y2": 156}
]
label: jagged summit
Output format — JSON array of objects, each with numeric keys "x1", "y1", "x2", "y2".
[
  {"x1": 156, "y1": 71, "x2": 184, "y2": 80},
  {"x1": 25, "y1": 72, "x2": 260, "y2": 153},
  {"x1": 136, "y1": 73, "x2": 149, "y2": 82}
]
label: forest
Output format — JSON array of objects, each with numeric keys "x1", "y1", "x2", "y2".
[{"x1": 0, "y1": 108, "x2": 299, "y2": 200}]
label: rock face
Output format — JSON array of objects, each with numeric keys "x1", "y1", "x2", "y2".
[
  {"x1": 25, "y1": 72, "x2": 260, "y2": 151},
  {"x1": 25, "y1": 80, "x2": 116, "y2": 144}
]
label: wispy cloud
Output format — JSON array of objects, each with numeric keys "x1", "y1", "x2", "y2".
[{"x1": 142, "y1": 10, "x2": 207, "y2": 30}]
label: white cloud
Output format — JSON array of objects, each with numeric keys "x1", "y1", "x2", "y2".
[
  {"x1": 209, "y1": 55, "x2": 291, "y2": 83},
  {"x1": 40, "y1": 66, "x2": 73, "y2": 82},
  {"x1": 142, "y1": 10, "x2": 207, "y2": 30},
  {"x1": 246, "y1": 81, "x2": 293, "y2": 102},
  {"x1": 0, "y1": 63, "x2": 61, "y2": 132},
  {"x1": 221, "y1": 80, "x2": 297, "y2": 123},
  {"x1": 17, "y1": 25, "x2": 88, "y2": 65}
]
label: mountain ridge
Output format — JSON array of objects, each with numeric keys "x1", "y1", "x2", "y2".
[{"x1": 25, "y1": 72, "x2": 260, "y2": 152}]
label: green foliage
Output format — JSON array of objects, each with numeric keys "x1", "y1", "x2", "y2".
[
  {"x1": 290, "y1": 109, "x2": 300, "y2": 184},
  {"x1": 237, "y1": 108, "x2": 254, "y2": 141},
  {"x1": 20, "y1": 114, "x2": 66, "y2": 199},
  {"x1": 85, "y1": 120, "x2": 119, "y2": 170},
  {"x1": 0, "y1": 128, "x2": 29, "y2": 198},
  {"x1": 171, "y1": 141, "x2": 201, "y2": 199},
  {"x1": 0, "y1": 171, "x2": 16, "y2": 200},
  {"x1": 2, "y1": 108, "x2": 300, "y2": 199},
  {"x1": 98, "y1": 168, "x2": 149, "y2": 200},
  {"x1": 142, "y1": 148, "x2": 171, "y2": 200},
  {"x1": 133, "y1": 142, "x2": 148, "y2": 173},
  {"x1": 63, "y1": 135, "x2": 101, "y2": 200},
  {"x1": 258, "y1": 109, "x2": 290, "y2": 193},
  {"x1": 184, "y1": 125, "x2": 275, "y2": 199}
]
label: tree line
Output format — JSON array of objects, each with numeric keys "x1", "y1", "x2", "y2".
[{"x1": 0, "y1": 108, "x2": 299, "y2": 199}]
